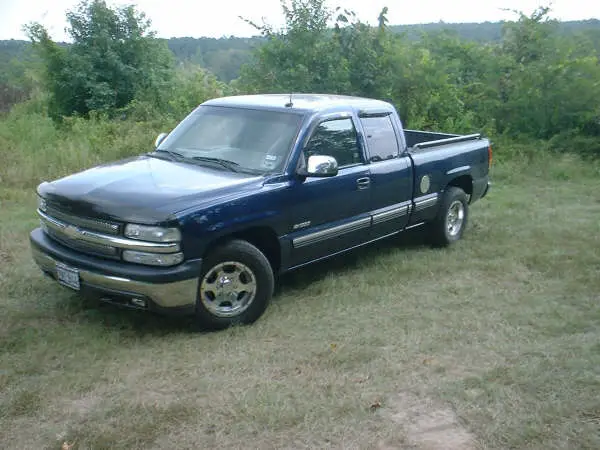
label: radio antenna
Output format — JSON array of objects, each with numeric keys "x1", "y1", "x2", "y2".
[{"x1": 285, "y1": 92, "x2": 293, "y2": 108}]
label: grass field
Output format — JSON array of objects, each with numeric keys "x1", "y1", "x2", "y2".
[{"x1": 1, "y1": 153, "x2": 599, "y2": 449}]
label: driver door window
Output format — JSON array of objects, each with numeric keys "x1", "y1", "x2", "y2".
[{"x1": 304, "y1": 118, "x2": 362, "y2": 167}]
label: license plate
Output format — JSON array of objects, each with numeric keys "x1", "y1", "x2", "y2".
[{"x1": 56, "y1": 262, "x2": 80, "y2": 291}]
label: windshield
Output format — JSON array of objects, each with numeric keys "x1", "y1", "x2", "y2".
[{"x1": 156, "y1": 106, "x2": 304, "y2": 174}]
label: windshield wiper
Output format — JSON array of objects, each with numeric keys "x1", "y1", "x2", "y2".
[
  {"x1": 190, "y1": 156, "x2": 241, "y2": 173},
  {"x1": 152, "y1": 149, "x2": 186, "y2": 162},
  {"x1": 150, "y1": 151, "x2": 245, "y2": 173}
]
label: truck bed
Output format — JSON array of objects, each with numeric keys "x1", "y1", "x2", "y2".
[{"x1": 405, "y1": 129, "x2": 482, "y2": 150}]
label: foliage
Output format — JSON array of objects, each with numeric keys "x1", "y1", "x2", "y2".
[
  {"x1": 2, "y1": 18, "x2": 599, "y2": 86},
  {"x1": 122, "y1": 63, "x2": 232, "y2": 121},
  {"x1": 0, "y1": 100, "x2": 171, "y2": 189},
  {"x1": 238, "y1": 0, "x2": 351, "y2": 93},
  {"x1": 167, "y1": 37, "x2": 259, "y2": 81},
  {"x1": 0, "y1": 41, "x2": 41, "y2": 112},
  {"x1": 236, "y1": 2, "x2": 600, "y2": 154},
  {"x1": 497, "y1": 8, "x2": 600, "y2": 139},
  {"x1": 24, "y1": 0, "x2": 174, "y2": 120},
  {"x1": 0, "y1": 1, "x2": 599, "y2": 158}
]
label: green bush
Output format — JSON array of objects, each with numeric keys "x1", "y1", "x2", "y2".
[{"x1": 0, "y1": 99, "x2": 164, "y2": 189}]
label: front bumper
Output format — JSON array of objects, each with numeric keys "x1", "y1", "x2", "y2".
[{"x1": 30, "y1": 228, "x2": 201, "y2": 314}]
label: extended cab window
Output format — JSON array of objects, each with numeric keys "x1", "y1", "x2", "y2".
[
  {"x1": 360, "y1": 115, "x2": 400, "y2": 162},
  {"x1": 304, "y1": 118, "x2": 362, "y2": 167}
]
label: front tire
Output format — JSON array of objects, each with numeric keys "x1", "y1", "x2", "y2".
[
  {"x1": 195, "y1": 240, "x2": 274, "y2": 330},
  {"x1": 429, "y1": 186, "x2": 469, "y2": 247}
]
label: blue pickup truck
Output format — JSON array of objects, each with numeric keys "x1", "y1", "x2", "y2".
[{"x1": 30, "y1": 94, "x2": 491, "y2": 328}]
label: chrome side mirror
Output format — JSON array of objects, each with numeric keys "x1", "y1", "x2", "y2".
[
  {"x1": 301, "y1": 155, "x2": 338, "y2": 177},
  {"x1": 154, "y1": 132, "x2": 168, "y2": 148}
]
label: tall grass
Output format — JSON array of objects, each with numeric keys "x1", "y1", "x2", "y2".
[
  {"x1": 1, "y1": 137, "x2": 599, "y2": 449},
  {"x1": 2, "y1": 100, "x2": 598, "y2": 194},
  {"x1": 0, "y1": 101, "x2": 181, "y2": 190}
]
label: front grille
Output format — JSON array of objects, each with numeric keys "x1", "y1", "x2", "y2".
[
  {"x1": 41, "y1": 204, "x2": 122, "y2": 260},
  {"x1": 45, "y1": 205, "x2": 120, "y2": 235},
  {"x1": 44, "y1": 224, "x2": 120, "y2": 259}
]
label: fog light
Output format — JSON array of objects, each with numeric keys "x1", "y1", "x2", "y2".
[{"x1": 122, "y1": 250, "x2": 184, "y2": 267}]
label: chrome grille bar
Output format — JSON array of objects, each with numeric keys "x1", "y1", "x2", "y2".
[
  {"x1": 44, "y1": 225, "x2": 119, "y2": 259},
  {"x1": 45, "y1": 205, "x2": 120, "y2": 235},
  {"x1": 38, "y1": 210, "x2": 180, "y2": 254}
]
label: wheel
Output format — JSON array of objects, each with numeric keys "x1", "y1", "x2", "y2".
[
  {"x1": 428, "y1": 186, "x2": 469, "y2": 247},
  {"x1": 195, "y1": 240, "x2": 274, "y2": 330}
]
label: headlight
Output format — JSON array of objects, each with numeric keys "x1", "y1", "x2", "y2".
[
  {"x1": 38, "y1": 196, "x2": 47, "y2": 212},
  {"x1": 122, "y1": 250, "x2": 184, "y2": 267},
  {"x1": 124, "y1": 224, "x2": 181, "y2": 242}
]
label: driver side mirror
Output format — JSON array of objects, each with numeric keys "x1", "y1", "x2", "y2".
[
  {"x1": 154, "y1": 132, "x2": 168, "y2": 148},
  {"x1": 298, "y1": 155, "x2": 338, "y2": 177}
]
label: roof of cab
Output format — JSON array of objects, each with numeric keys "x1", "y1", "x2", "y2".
[{"x1": 201, "y1": 93, "x2": 394, "y2": 114}]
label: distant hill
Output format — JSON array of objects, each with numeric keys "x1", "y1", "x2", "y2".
[
  {"x1": 2, "y1": 19, "x2": 599, "y2": 83},
  {"x1": 389, "y1": 19, "x2": 600, "y2": 42}
]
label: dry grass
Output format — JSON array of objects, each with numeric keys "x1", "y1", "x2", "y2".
[{"x1": 1, "y1": 154, "x2": 599, "y2": 449}]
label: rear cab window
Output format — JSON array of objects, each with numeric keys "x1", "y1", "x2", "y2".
[{"x1": 360, "y1": 114, "x2": 400, "y2": 162}]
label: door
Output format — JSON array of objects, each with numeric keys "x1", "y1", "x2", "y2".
[
  {"x1": 358, "y1": 113, "x2": 413, "y2": 238},
  {"x1": 286, "y1": 115, "x2": 372, "y2": 268}
]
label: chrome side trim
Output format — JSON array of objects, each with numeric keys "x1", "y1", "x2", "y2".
[
  {"x1": 287, "y1": 228, "x2": 402, "y2": 272},
  {"x1": 293, "y1": 217, "x2": 371, "y2": 248},
  {"x1": 31, "y1": 246, "x2": 198, "y2": 308},
  {"x1": 404, "y1": 222, "x2": 426, "y2": 230},
  {"x1": 372, "y1": 204, "x2": 410, "y2": 225},
  {"x1": 38, "y1": 210, "x2": 180, "y2": 254},
  {"x1": 414, "y1": 194, "x2": 439, "y2": 212},
  {"x1": 447, "y1": 165, "x2": 471, "y2": 175}
]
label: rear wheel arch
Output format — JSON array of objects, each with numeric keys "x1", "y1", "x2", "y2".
[
  {"x1": 428, "y1": 186, "x2": 469, "y2": 247},
  {"x1": 445, "y1": 175, "x2": 473, "y2": 199}
]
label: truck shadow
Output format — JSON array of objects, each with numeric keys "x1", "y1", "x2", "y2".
[
  {"x1": 67, "y1": 227, "x2": 432, "y2": 336},
  {"x1": 276, "y1": 227, "x2": 431, "y2": 294}
]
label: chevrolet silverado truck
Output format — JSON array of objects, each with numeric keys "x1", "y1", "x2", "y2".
[{"x1": 30, "y1": 94, "x2": 491, "y2": 329}]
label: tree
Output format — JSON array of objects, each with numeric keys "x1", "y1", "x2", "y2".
[
  {"x1": 498, "y1": 7, "x2": 600, "y2": 138},
  {"x1": 238, "y1": 0, "x2": 351, "y2": 93},
  {"x1": 25, "y1": 0, "x2": 173, "y2": 119}
]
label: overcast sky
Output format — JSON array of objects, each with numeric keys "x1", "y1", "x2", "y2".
[{"x1": 1, "y1": 0, "x2": 599, "y2": 41}]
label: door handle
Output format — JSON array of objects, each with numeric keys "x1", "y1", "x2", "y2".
[{"x1": 356, "y1": 177, "x2": 371, "y2": 190}]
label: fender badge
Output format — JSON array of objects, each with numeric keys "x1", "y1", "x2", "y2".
[
  {"x1": 420, "y1": 175, "x2": 431, "y2": 194},
  {"x1": 293, "y1": 221, "x2": 311, "y2": 230}
]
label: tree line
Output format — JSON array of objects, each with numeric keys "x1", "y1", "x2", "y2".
[{"x1": 2, "y1": 0, "x2": 600, "y2": 156}]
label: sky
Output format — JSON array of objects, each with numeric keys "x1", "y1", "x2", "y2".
[{"x1": 1, "y1": 0, "x2": 599, "y2": 41}]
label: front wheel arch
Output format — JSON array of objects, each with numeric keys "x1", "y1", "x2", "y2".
[{"x1": 195, "y1": 239, "x2": 274, "y2": 330}]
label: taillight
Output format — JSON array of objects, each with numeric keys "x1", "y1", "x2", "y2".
[{"x1": 488, "y1": 144, "x2": 493, "y2": 168}]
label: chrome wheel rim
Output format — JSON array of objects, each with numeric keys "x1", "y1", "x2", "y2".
[
  {"x1": 200, "y1": 261, "x2": 257, "y2": 318},
  {"x1": 446, "y1": 200, "x2": 465, "y2": 237}
]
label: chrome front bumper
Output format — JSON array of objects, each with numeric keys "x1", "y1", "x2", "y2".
[{"x1": 31, "y1": 244, "x2": 198, "y2": 313}]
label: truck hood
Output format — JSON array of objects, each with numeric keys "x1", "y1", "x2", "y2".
[{"x1": 38, "y1": 155, "x2": 265, "y2": 223}]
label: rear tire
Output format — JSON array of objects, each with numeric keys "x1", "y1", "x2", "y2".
[
  {"x1": 195, "y1": 239, "x2": 274, "y2": 330},
  {"x1": 428, "y1": 187, "x2": 469, "y2": 247}
]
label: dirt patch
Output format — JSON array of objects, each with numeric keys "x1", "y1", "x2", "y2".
[{"x1": 381, "y1": 393, "x2": 476, "y2": 450}]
